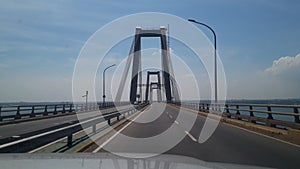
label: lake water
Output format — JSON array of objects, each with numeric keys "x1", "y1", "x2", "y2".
[{"x1": 1, "y1": 99, "x2": 299, "y2": 123}]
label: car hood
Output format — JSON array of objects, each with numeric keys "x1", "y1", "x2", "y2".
[{"x1": 0, "y1": 153, "x2": 274, "y2": 169}]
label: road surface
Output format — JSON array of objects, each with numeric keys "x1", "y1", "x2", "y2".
[
  {"x1": 89, "y1": 102, "x2": 300, "y2": 169},
  {"x1": 0, "y1": 105, "x2": 132, "y2": 144}
]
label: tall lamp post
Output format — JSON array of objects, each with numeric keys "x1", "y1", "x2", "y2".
[
  {"x1": 188, "y1": 19, "x2": 218, "y2": 103},
  {"x1": 82, "y1": 90, "x2": 88, "y2": 110},
  {"x1": 103, "y1": 64, "x2": 116, "y2": 106}
]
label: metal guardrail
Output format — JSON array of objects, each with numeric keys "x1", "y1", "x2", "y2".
[
  {"x1": 178, "y1": 102, "x2": 300, "y2": 130},
  {"x1": 0, "y1": 102, "x2": 148, "y2": 153},
  {"x1": 0, "y1": 102, "x2": 129, "y2": 122}
]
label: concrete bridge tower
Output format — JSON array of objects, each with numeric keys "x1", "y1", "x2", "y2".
[{"x1": 115, "y1": 26, "x2": 178, "y2": 104}]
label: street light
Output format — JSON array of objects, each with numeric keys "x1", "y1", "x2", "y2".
[
  {"x1": 188, "y1": 19, "x2": 218, "y2": 103},
  {"x1": 82, "y1": 90, "x2": 88, "y2": 110},
  {"x1": 103, "y1": 64, "x2": 116, "y2": 106}
]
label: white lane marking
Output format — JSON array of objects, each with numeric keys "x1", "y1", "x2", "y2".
[
  {"x1": 28, "y1": 121, "x2": 106, "y2": 153},
  {"x1": 0, "y1": 119, "x2": 95, "y2": 149},
  {"x1": 223, "y1": 123, "x2": 300, "y2": 148},
  {"x1": 169, "y1": 115, "x2": 173, "y2": 119},
  {"x1": 11, "y1": 135, "x2": 20, "y2": 138},
  {"x1": 171, "y1": 104, "x2": 300, "y2": 148},
  {"x1": 0, "y1": 110, "x2": 128, "y2": 149},
  {"x1": 143, "y1": 106, "x2": 150, "y2": 111},
  {"x1": 166, "y1": 112, "x2": 169, "y2": 114},
  {"x1": 28, "y1": 136, "x2": 67, "y2": 153},
  {"x1": 184, "y1": 131, "x2": 197, "y2": 142},
  {"x1": 92, "y1": 110, "x2": 146, "y2": 153},
  {"x1": 174, "y1": 120, "x2": 179, "y2": 125}
]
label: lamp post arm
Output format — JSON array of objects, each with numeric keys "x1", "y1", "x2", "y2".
[
  {"x1": 188, "y1": 19, "x2": 218, "y2": 103},
  {"x1": 188, "y1": 19, "x2": 216, "y2": 52},
  {"x1": 102, "y1": 64, "x2": 116, "y2": 105}
]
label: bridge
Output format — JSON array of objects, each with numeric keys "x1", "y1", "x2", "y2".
[{"x1": 0, "y1": 27, "x2": 299, "y2": 169}]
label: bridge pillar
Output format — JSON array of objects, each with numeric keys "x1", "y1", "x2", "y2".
[
  {"x1": 129, "y1": 27, "x2": 173, "y2": 103},
  {"x1": 149, "y1": 82, "x2": 162, "y2": 103},
  {"x1": 130, "y1": 28, "x2": 141, "y2": 103},
  {"x1": 115, "y1": 26, "x2": 179, "y2": 104},
  {"x1": 145, "y1": 71, "x2": 162, "y2": 102}
]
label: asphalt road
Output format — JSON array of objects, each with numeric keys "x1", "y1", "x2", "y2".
[
  {"x1": 92, "y1": 102, "x2": 300, "y2": 169},
  {"x1": 0, "y1": 105, "x2": 132, "y2": 142}
]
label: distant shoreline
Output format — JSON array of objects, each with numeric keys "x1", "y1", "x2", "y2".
[{"x1": 1, "y1": 98, "x2": 300, "y2": 106}]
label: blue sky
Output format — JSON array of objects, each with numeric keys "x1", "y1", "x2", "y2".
[{"x1": 0, "y1": 0, "x2": 300, "y2": 102}]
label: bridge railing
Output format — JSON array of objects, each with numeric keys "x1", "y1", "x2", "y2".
[
  {"x1": 0, "y1": 103, "x2": 149, "y2": 152},
  {"x1": 0, "y1": 102, "x2": 129, "y2": 122},
  {"x1": 178, "y1": 102, "x2": 300, "y2": 130}
]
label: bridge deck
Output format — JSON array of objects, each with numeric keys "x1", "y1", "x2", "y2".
[
  {"x1": 0, "y1": 105, "x2": 132, "y2": 143},
  {"x1": 88, "y1": 103, "x2": 300, "y2": 169}
]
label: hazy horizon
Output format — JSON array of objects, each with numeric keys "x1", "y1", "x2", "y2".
[{"x1": 1, "y1": 1, "x2": 299, "y2": 102}]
